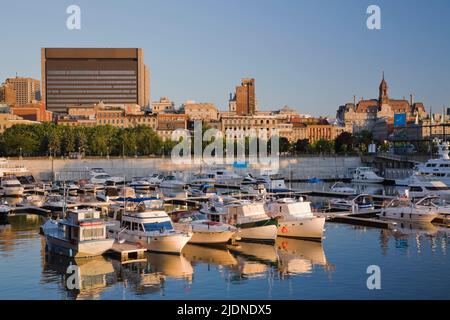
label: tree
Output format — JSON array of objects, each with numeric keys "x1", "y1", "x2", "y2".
[
  {"x1": 335, "y1": 132, "x2": 353, "y2": 154},
  {"x1": 313, "y1": 139, "x2": 334, "y2": 154}
]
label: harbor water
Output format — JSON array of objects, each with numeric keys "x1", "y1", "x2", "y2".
[{"x1": 0, "y1": 183, "x2": 449, "y2": 300}]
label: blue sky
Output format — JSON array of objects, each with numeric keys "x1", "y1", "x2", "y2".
[{"x1": 1, "y1": 0, "x2": 449, "y2": 116}]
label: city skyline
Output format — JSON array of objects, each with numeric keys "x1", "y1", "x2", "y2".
[{"x1": 1, "y1": 0, "x2": 450, "y2": 116}]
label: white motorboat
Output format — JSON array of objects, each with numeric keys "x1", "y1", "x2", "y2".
[
  {"x1": 23, "y1": 194, "x2": 45, "y2": 207},
  {"x1": 413, "y1": 196, "x2": 450, "y2": 222},
  {"x1": 408, "y1": 179, "x2": 450, "y2": 200},
  {"x1": 159, "y1": 175, "x2": 188, "y2": 190},
  {"x1": 0, "y1": 204, "x2": 11, "y2": 215},
  {"x1": 42, "y1": 208, "x2": 114, "y2": 258},
  {"x1": 187, "y1": 184, "x2": 217, "y2": 198},
  {"x1": 147, "y1": 173, "x2": 165, "y2": 186},
  {"x1": 1, "y1": 175, "x2": 24, "y2": 196},
  {"x1": 59, "y1": 182, "x2": 79, "y2": 195},
  {"x1": 267, "y1": 198, "x2": 325, "y2": 241},
  {"x1": 89, "y1": 172, "x2": 124, "y2": 185},
  {"x1": 329, "y1": 194, "x2": 374, "y2": 211},
  {"x1": 189, "y1": 173, "x2": 216, "y2": 187},
  {"x1": 129, "y1": 178, "x2": 152, "y2": 191},
  {"x1": 330, "y1": 182, "x2": 356, "y2": 194},
  {"x1": 171, "y1": 211, "x2": 237, "y2": 245},
  {"x1": 106, "y1": 198, "x2": 192, "y2": 254},
  {"x1": 240, "y1": 183, "x2": 267, "y2": 196},
  {"x1": 379, "y1": 197, "x2": 438, "y2": 223},
  {"x1": 96, "y1": 186, "x2": 135, "y2": 203},
  {"x1": 257, "y1": 174, "x2": 290, "y2": 193},
  {"x1": 350, "y1": 167, "x2": 384, "y2": 184},
  {"x1": 200, "y1": 198, "x2": 278, "y2": 243}
]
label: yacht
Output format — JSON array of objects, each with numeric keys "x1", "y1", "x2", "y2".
[
  {"x1": 147, "y1": 173, "x2": 165, "y2": 186},
  {"x1": 413, "y1": 139, "x2": 450, "y2": 183},
  {"x1": 240, "y1": 183, "x2": 267, "y2": 196},
  {"x1": 88, "y1": 168, "x2": 107, "y2": 177},
  {"x1": 171, "y1": 210, "x2": 237, "y2": 245},
  {"x1": 330, "y1": 182, "x2": 356, "y2": 194},
  {"x1": 129, "y1": 178, "x2": 152, "y2": 191},
  {"x1": 1, "y1": 175, "x2": 25, "y2": 196},
  {"x1": 159, "y1": 175, "x2": 188, "y2": 190},
  {"x1": 210, "y1": 168, "x2": 243, "y2": 186},
  {"x1": 329, "y1": 194, "x2": 374, "y2": 211},
  {"x1": 59, "y1": 182, "x2": 79, "y2": 196},
  {"x1": 266, "y1": 198, "x2": 325, "y2": 241},
  {"x1": 96, "y1": 186, "x2": 135, "y2": 203},
  {"x1": 408, "y1": 180, "x2": 450, "y2": 200},
  {"x1": 414, "y1": 196, "x2": 450, "y2": 222},
  {"x1": 187, "y1": 184, "x2": 217, "y2": 198},
  {"x1": 106, "y1": 198, "x2": 192, "y2": 254},
  {"x1": 379, "y1": 197, "x2": 439, "y2": 223},
  {"x1": 350, "y1": 167, "x2": 384, "y2": 184},
  {"x1": 89, "y1": 172, "x2": 124, "y2": 185},
  {"x1": 200, "y1": 198, "x2": 278, "y2": 243},
  {"x1": 0, "y1": 158, "x2": 30, "y2": 177},
  {"x1": 41, "y1": 208, "x2": 114, "y2": 258},
  {"x1": 257, "y1": 174, "x2": 290, "y2": 193}
]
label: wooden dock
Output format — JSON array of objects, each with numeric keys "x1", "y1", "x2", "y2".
[{"x1": 108, "y1": 242, "x2": 147, "y2": 263}]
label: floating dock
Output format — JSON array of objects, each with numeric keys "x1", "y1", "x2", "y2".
[{"x1": 108, "y1": 242, "x2": 147, "y2": 263}]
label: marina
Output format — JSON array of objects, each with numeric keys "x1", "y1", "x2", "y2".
[{"x1": 0, "y1": 155, "x2": 449, "y2": 299}]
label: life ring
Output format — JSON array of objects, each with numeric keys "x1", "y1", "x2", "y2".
[
  {"x1": 281, "y1": 226, "x2": 288, "y2": 234},
  {"x1": 136, "y1": 242, "x2": 143, "y2": 249},
  {"x1": 282, "y1": 241, "x2": 288, "y2": 249}
]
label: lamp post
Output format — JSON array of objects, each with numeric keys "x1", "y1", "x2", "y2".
[
  {"x1": 106, "y1": 146, "x2": 109, "y2": 160},
  {"x1": 19, "y1": 147, "x2": 22, "y2": 160}
]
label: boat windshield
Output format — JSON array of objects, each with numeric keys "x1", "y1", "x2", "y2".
[
  {"x1": 142, "y1": 200, "x2": 164, "y2": 210},
  {"x1": 143, "y1": 221, "x2": 173, "y2": 232}
]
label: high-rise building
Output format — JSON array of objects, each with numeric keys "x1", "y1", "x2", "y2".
[
  {"x1": 235, "y1": 78, "x2": 256, "y2": 115},
  {"x1": 41, "y1": 48, "x2": 150, "y2": 114},
  {"x1": 0, "y1": 83, "x2": 17, "y2": 105},
  {"x1": 4, "y1": 77, "x2": 40, "y2": 106}
]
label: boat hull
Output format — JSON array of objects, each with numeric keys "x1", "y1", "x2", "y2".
[
  {"x1": 3, "y1": 187, "x2": 24, "y2": 196},
  {"x1": 237, "y1": 224, "x2": 278, "y2": 243},
  {"x1": 189, "y1": 230, "x2": 235, "y2": 245},
  {"x1": 277, "y1": 217, "x2": 325, "y2": 241},
  {"x1": 144, "y1": 233, "x2": 192, "y2": 254},
  {"x1": 45, "y1": 236, "x2": 114, "y2": 258}
]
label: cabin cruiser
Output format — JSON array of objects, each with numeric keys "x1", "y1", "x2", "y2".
[
  {"x1": 350, "y1": 167, "x2": 384, "y2": 184},
  {"x1": 0, "y1": 158, "x2": 30, "y2": 177},
  {"x1": 187, "y1": 184, "x2": 217, "y2": 198},
  {"x1": 379, "y1": 197, "x2": 439, "y2": 223},
  {"x1": 41, "y1": 208, "x2": 114, "y2": 258},
  {"x1": 129, "y1": 178, "x2": 152, "y2": 191},
  {"x1": 266, "y1": 198, "x2": 325, "y2": 241},
  {"x1": 159, "y1": 175, "x2": 188, "y2": 189},
  {"x1": 106, "y1": 198, "x2": 192, "y2": 254},
  {"x1": 90, "y1": 173, "x2": 125, "y2": 185},
  {"x1": 330, "y1": 182, "x2": 356, "y2": 194},
  {"x1": 189, "y1": 173, "x2": 216, "y2": 187},
  {"x1": 147, "y1": 173, "x2": 165, "y2": 186},
  {"x1": 170, "y1": 210, "x2": 237, "y2": 245},
  {"x1": 58, "y1": 182, "x2": 79, "y2": 196},
  {"x1": 96, "y1": 186, "x2": 135, "y2": 203},
  {"x1": 1, "y1": 175, "x2": 25, "y2": 196},
  {"x1": 88, "y1": 168, "x2": 107, "y2": 177},
  {"x1": 257, "y1": 174, "x2": 290, "y2": 193},
  {"x1": 413, "y1": 196, "x2": 450, "y2": 222},
  {"x1": 23, "y1": 194, "x2": 45, "y2": 207},
  {"x1": 240, "y1": 183, "x2": 267, "y2": 196},
  {"x1": 200, "y1": 198, "x2": 278, "y2": 243},
  {"x1": 407, "y1": 179, "x2": 450, "y2": 200},
  {"x1": 329, "y1": 194, "x2": 374, "y2": 211}
]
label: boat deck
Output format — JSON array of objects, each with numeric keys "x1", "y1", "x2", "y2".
[{"x1": 107, "y1": 242, "x2": 147, "y2": 263}]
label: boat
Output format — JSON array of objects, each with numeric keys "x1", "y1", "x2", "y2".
[
  {"x1": 187, "y1": 184, "x2": 217, "y2": 198},
  {"x1": 0, "y1": 203, "x2": 11, "y2": 215},
  {"x1": 379, "y1": 197, "x2": 439, "y2": 223},
  {"x1": 159, "y1": 175, "x2": 188, "y2": 190},
  {"x1": 257, "y1": 174, "x2": 291, "y2": 193},
  {"x1": 129, "y1": 177, "x2": 152, "y2": 191},
  {"x1": 41, "y1": 208, "x2": 115, "y2": 258},
  {"x1": 106, "y1": 198, "x2": 192, "y2": 254},
  {"x1": 329, "y1": 194, "x2": 374, "y2": 211},
  {"x1": 96, "y1": 186, "x2": 136, "y2": 203},
  {"x1": 409, "y1": 139, "x2": 450, "y2": 184},
  {"x1": 189, "y1": 173, "x2": 216, "y2": 187},
  {"x1": 23, "y1": 194, "x2": 45, "y2": 207},
  {"x1": 1, "y1": 175, "x2": 25, "y2": 196},
  {"x1": 413, "y1": 196, "x2": 450, "y2": 222},
  {"x1": 330, "y1": 182, "x2": 356, "y2": 194},
  {"x1": 266, "y1": 198, "x2": 325, "y2": 241},
  {"x1": 240, "y1": 183, "x2": 267, "y2": 196},
  {"x1": 350, "y1": 167, "x2": 384, "y2": 184},
  {"x1": 90, "y1": 173, "x2": 124, "y2": 185},
  {"x1": 59, "y1": 182, "x2": 79, "y2": 196},
  {"x1": 408, "y1": 179, "x2": 450, "y2": 200},
  {"x1": 200, "y1": 198, "x2": 278, "y2": 243},
  {"x1": 147, "y1": 173, "x2": 164, "y2": 186},
  {"x1": 170, "y1": 210, "x2": 237, "y2": 245}
]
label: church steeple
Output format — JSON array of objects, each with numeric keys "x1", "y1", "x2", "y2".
[{"x1": 379, "y1": 71, "x2": 389, "y2": 105}]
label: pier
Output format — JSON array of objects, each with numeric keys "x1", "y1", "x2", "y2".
[{"x1": 108, "y1": 242, "x2": 147, "y2": 263}]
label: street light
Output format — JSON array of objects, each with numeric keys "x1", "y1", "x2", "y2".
[{"x1": 19, "y1": 147, "x2": 22, "y2": 160}]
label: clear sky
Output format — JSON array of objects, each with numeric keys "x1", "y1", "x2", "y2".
[{"x1": 1, "y1": 0, "x2": 449, "y2": 116}]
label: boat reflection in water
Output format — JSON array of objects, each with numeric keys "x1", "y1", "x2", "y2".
[
  {"x1": 43, "y1": 253, "x2": 116, "y2": 300},
  {"x1": 275, "y1": 237, "x2": 330, "y2": 277},
  {"x1": 182, "y1": 244, "x2": 238, "y2": 267},
  {"x1": 114, "y1": 252, "x2": 194, "y2": 295}
]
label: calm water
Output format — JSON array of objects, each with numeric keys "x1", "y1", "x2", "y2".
[{"x1": 0, "y1": 211, "x2": 449, "y2": 300}]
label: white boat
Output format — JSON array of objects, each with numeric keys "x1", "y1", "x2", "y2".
[
  {"x1": 42, "y1": 208, "x2": 114, "y2": 258},
  {"x1": 0, "y1": 204, "x2": 11, "y2": 215},
  {"x1": 350, "y1": 167, "x2": 384, "y2": 184},
  {"x1": 1, "y1": 175, "x2": 25, "y2": 196},
  {"x1": 171, "y1": 211, "x2": 237, "y2": 245},
  {"x1": 187, "y1": 184, "x2": 217, "y2": 198},
  {"x1": 129, "y1": 178, "x2": 152, "y2": 191},
  {"x1": 240, "y1": 183, "x2": 267, "y2": 196},
  {"x1": 189, "y1": 173, "x2": 216, "y2": 187},
  {"x1": 23, "y1": 194, "x2": 45, "y2": 207},
  {"x1": 159, "y1": 175, "x2": 188, "y2": 189},
  {"x1": 330, "y1": 182, "x2": 356, "y2": 194},
  {"x1": 379, "y1": 197, "x2": 438, "y2": 223},
  {"x1": 266, "y1": 198, "x2": 325, "y2": 241},
  {"x1": 96, "y1": 186, "x2": 135, "y2": 203},
  {"x1": 413, "y1": 196, "x2": 450, "y2": 222},
  {"x1": 0, "y1": 158, "x2": 30, "y2": 177},
  {"x1": 408, "y1": 180, "x2": 450, "y2": 200},
  {"x1": 88, "y1": 168, "x2": 107, "y2": 177},
  {"x1": 106, "y1": 198, "x2": 192, "y2": 254},
  {"x1": 89, "y1": 172, "x2": 124, "y2": 185},
  {"x1": 257, "y1": 174, "x2": 290, "y2": 193},
  {"x1": 59, "y1": 182, "x2": 79, "y2": 195},
  {"x1": 201, "y1": 198, "x2": 278, "y2": 243},
  {"x1": 147, "y1": 173, "x2": 164, "y2": 186},
  {"x1": 329, "y1": 194, "x2": 374, "y2": 211}
]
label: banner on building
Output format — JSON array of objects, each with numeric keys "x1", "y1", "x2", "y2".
[{"x1": 394, "y1": 113, "x2": 407, "y2": 127}]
